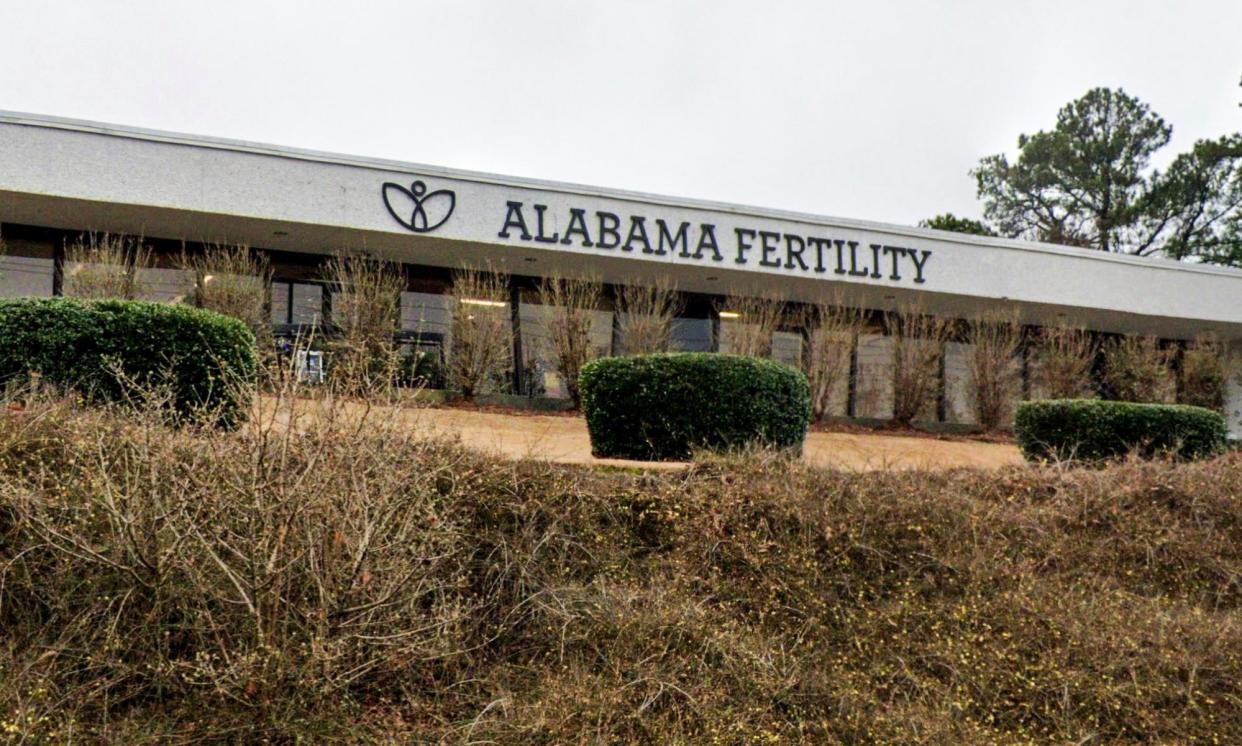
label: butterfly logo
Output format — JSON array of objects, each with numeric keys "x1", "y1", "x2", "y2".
[{"x1": 381, "y1": 179, "x2": 456, "y2": 233}]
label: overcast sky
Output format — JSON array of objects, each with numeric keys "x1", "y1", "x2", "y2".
[{"x1": 2, "y1": 1, "x2": 1239, "y2": 227}]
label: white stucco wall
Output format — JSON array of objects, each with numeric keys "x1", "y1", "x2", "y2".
[{"x1": 3, "y1": 113, "x2": 1241, "y2": 343}]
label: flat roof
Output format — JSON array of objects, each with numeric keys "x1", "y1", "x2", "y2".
[{"x1": 1, "y1": 110, "x2": 1240, "y2": 340}]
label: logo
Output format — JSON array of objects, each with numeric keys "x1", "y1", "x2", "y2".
[{"x1": 382, "y1": 179, "x2": 456, "y2": 233}]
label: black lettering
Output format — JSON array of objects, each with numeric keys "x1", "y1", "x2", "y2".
[
  {"x1": 759, "y1": 231, "x2": 782, "y2": 268},
  {"x1": 847, "y1": 241, "x2": 869, "y2": 277},
  {"x1": 784, "y1": 234, "x2": 809, "y2": 271},
  {"x1": 533, "y1": 204, "x2": 559, "y2": 243},
  {"x1": 882, "y1": 245, "x2": 905, "y2": 280},
  {"x1": 498, "y1": 201, "x2": 532, "y2": 240},
  {"x1": 908, "y1": 249, "x2": 931, "y2": 284},
  {"x1": 596, "y1": 212, "x2": 622, "y2": 249},
  {"x1": 869, "y1": 244, "x2": 883, "y2": 279},
  {"x1": 695, "y1": 224, "x2": 723, "y2": 261},
  {"x1": 656, "y1": 219, "x2": 686, "y2": 257},
  {"x1": 561, "y1": 208, "x2": 593, "y2": 246},
  {"x1": 734, "y1": 227, "x2": 756, "y2": 265},
  {"x1": 808, "y1": 237, "x2": 830, "y2": 273},
  {"x1": 624, "y1": 216, "x2": 653, "y2": 253},
  {"x1": 833, "y1": 240, "x2": 847, "y2": 275}
]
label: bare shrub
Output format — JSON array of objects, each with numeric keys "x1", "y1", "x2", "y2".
[
  {"x1": 802, "y1": 300, "x2": 866, "y2": 421},
  {"x1": 63, "y1": 232, "x2": 153, "y2": 299},
  {"x1": 966, "y1": 310, "x2": 1023, "y2": 430},
  {"x1": 537, "y1": 274, "x2": 603, "y2": 408},
  {"x1": 887, "y1": 305, "x2": 954, "y2": 426},
  {"x1": 718, "y1": 294, "x2": 785, "y2": 358},
  {"x1": 614, "y1": 277, "x2": 681, "y2": 355},
  {"x1": 1034, "y1": 323, "x2": 1098, "y2": 399},
  {"x1": 449, "y1": 266, "x2": 512, "y2": 399},
  {"x1": 322, "y1": 253, "x2": 405, "y2": 395},
  {"x1": 0, "y1": 374, "x2": 473, "y2": 740},
  {"x1": 1179, "y1": 333, "x2": 1238, "y2": 412},
  {"x1": 180, "y1": 242, "x2": 271, "y2": 332},
  {"x1": 6, "y1": 386, "x2": 1242, "y2": 741},
  {"x1": 1102, "y1": 334, "x2": 1175, "y2": 403}
]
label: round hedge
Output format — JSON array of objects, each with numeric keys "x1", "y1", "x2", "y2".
[
  {"x1": 1014, "y1": 399, "x2": 1228, "y2": 463},
  {"x1": 0, "y1": 298, "x2": 257, "y2": 426},
  {"x1": 578, "y1": 353, "x2": 811, "y2": 460}
]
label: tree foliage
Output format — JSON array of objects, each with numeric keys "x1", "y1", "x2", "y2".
[
  {"x1": 919, "y1": 213, "x2": 996, "y2": 236},
  {"x1": 973, "y1": 87, "x2": 1242, "y2": 264}
]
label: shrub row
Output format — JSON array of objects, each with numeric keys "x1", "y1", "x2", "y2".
[
  {"x1": 0, "y1": 298, "x2": 256, "y2": 424},
  {"x1": 579, "y1": 352, "x2": 811, "y2": 460},
  {"x1": 1014, "y1": 399, "x2": 1228, "y2": 462}
]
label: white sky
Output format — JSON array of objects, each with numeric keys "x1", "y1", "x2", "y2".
[{"x1": 1, "y1": 1, "x2": 1239, "y2": 226}]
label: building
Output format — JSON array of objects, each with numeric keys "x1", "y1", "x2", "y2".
[{"x1": 2, "y1": 111, "x2": 1241, "y2": 431}]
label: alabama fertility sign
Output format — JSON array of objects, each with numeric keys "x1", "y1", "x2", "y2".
[{"x1": 381, "y1": 177, "x2": 932, "y2": 285}]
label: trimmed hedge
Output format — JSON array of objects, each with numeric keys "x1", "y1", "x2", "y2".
[
  {"x1": 1014, "y1": 399, "x2": 1228, "y2": 462},
  {"x1": 579, "y1": 353, "x2": 811, "y2": 460},
  {"x1": 0, "y1": 298, "x2": 257, "y2": 425}
]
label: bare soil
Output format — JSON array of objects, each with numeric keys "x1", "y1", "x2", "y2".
[{"x1": 324, "y1": 400, "x2": 1025, "y2": 471}]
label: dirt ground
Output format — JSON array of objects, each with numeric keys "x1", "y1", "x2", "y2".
[{"x1": 377, "y1": 404, "x2": 1024, "y2": 471}]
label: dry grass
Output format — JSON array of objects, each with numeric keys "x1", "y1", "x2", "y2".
[
  {"x1": 3, "y1": 376, "x2": 1242, "y2": 741},
  {"x1": 179, "y1": 242, "x2": 271, "y2": 332},
  {"x1": 966, "y1": 310, "x2": 1023, "y2": 431},
  {"x1": 1179, "y1": 333, "x2": 1238, "y2": 413},
  {"x1": 1103, "y1": 334, "x2": 1176, "y2": 403},
  {"x1": 536, "y1": 274, "x2": 604, "y2": 408},
  {"x1": 449, "y1": 266, "x2": 512, "y2": 399},
  {"x1": 1033, "y1": 323, "x2": 1098, "y2": 399},
  {"x1": 323, "y1": 252, "x2": 405, "y2": 394},
  {"x1": 63, "y1": 232, "x2": 153, "y2": 300},
  {"x1": 614, "y1": 277, "x2": 681, "y2": 355},
  {"x1": 887, "y1": 305, "x2": 954, "y2": 426},
  {"x1": 802, "y1": 300, "x2": 866, "y2": 421},
  {"x1": 718, "y1": 294, "x2": 786, "y2": 358}
]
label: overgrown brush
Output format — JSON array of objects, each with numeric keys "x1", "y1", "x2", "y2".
[
  {"x1": 966, "y1": 310, "x2": 1022, "y2": 430},
  {"x1": 323, "y1": 252, "x2": 405, "y2": 394},
  {"x1": 718, "y1": 293, "x2": 785, "y2": 357},
  {"x1": 1103, "y1": 334, "x2": 1176, "y2": 403},
  {"x1": 801, "y1": 300, "x2": 866, "y2": 421},
  {"x1": 1179, "y1": 332, "x2": 1237, "y2": 412},
  {"x1": 3, "y1": 380, "x2": 1242, "y2": 741},
  {"x1": 1033, "y1": 322, "x2": 1098, "y2": 399},
  {"x1": 614, "y1": 277, "x2": 681, "y2": 355},
  {"x1": 536, "y1": 274, "x2": 603, "y2": 408},
  {"x1": 448, "y1": 266, "x2": 511, "y2": 399},
  {"x1": 63, "y1": 232, "x2": 153, "y2": 300},
  {"x1": 180, "y1": 242, "x2": 271, "y2": 333},
  {"x1": 886, "y1": 305, "x2": 954, "y2": 425}
]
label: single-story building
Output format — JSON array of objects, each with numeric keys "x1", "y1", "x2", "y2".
[{"x1": 2, "y1": 111, "x2": 1240, "y2": 431}]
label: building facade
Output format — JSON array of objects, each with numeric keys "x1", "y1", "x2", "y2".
[{"x1": 2, "y1": 112, "x2": 1241, "y2": 430}]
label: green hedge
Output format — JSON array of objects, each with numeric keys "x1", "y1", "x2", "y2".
[
  {"x1": 0, "y1": 298, "x2": 257, "y2": 425},
  {"x1": 579, "y1": 353, "x2": 811, "y2": 460},
  {"x1": 1014, "y1": 399, "x2": 1228, "y2": 462}
]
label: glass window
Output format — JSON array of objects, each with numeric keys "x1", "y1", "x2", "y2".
[
  {"x1": 670, "y1": 316, "x2": 713, "y2": 352},
  {"x1": 270, "y1": 281, "x2": 323, "y2": 326}
]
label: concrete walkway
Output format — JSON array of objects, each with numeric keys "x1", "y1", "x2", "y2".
[{"x1": 407, "y1": 406, "x2": 1024, "y2": 471}]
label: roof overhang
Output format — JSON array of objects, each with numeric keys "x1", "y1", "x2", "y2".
[{"x1": 2, "y1": 111, "x2": 1240, "y2": 341}]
